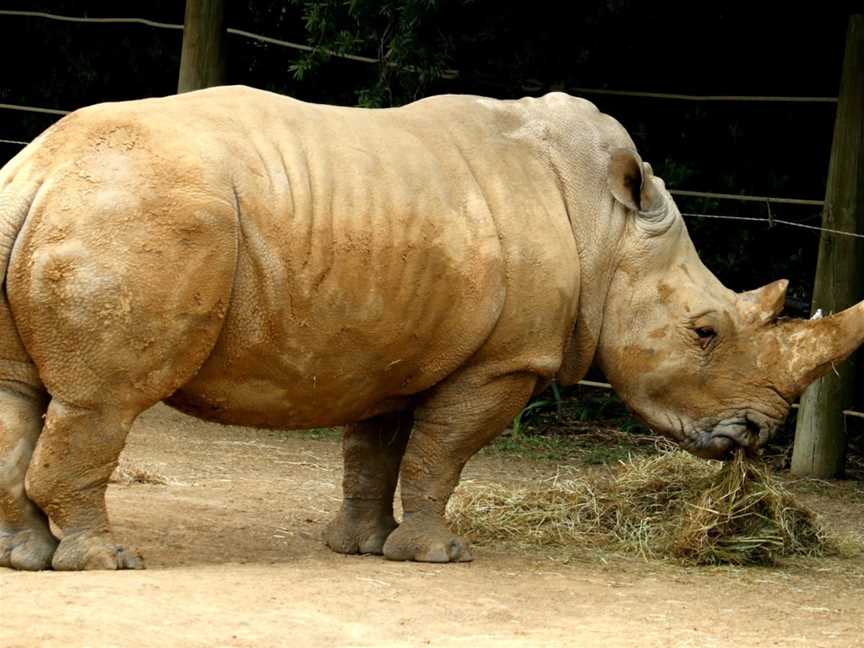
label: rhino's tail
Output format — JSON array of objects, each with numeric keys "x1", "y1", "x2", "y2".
[
  {"x1": 0, "y1": 183, "x2": 35, "y2": 286},
  {"x1": 0, "y1": 170, "x2": 43, "y2": 387},
  {"x1": 0, "y1": 136, "x2": 44, "y2": 276}
]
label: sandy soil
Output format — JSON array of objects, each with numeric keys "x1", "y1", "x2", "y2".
[{"x1": 2, "y1": 404, "x2": 863, "y2": 647}]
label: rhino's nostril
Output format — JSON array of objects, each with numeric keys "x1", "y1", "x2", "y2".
[{"x1": 744, "y1": 417, "x2": 762, "y2": 441}]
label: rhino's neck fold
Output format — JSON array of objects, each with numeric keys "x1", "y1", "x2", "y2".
[
  {"x1": 555, "y1": 195, "x2": 627, "y2": 386},
  {"x1": 529, "y1": 108, "x2": 632, "y2": 386}
]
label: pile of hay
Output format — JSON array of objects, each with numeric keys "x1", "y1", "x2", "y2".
[{"x1": 448, "y1": 451, "x2": 834, "y2": 565}]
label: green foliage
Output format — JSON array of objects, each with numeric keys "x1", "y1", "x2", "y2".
[
  {"x1": 493, "y1": 396, "x2": 657, "y2": 465},
  {"x1": 305, "y1": 427, "x2": 340, "y2": 439},
  {"x1": 511, "y1": 382, "x2": 562, "y2": 437},
  {"x1": 287, "y1": 0, "x2": 454, "y2": 106},
  {"x1": 524, "y1": 385, "x2": 646, "y2": 433},
  {"x1": 490, "y1": 433, "x2": 578, "y2": 462}
]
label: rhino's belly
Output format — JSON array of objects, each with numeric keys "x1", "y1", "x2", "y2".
[
  {"x1": 166, "y1": 242, "x2": 505, "y2": 430},
  {"x1": 165, "y1": 379, "x2": 414, "y2": 429},
  {"x1": 165, "y1": 314, "x2": 472, "y2": 429}
]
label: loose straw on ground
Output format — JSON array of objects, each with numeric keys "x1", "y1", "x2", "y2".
[{"x1": 448, "y1": 451, "x2": 846, "y2": 565}]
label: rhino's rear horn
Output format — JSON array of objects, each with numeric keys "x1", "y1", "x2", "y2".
[{"x1": 738, "y1": 279, "x2": 789, "y2": 326}]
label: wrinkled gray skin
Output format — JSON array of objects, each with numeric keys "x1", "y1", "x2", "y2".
[{"x1": 0, "y1": 87, "x2": 860, "y2": 571}]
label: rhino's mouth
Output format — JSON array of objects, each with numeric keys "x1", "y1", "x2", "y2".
[{"x1": 683, "y1": 413, "x2": 777, "y2": 461}]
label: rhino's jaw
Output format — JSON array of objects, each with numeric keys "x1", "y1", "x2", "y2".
[{"x1": 679, "y1": 414, "x2": 778, "y2": 460}]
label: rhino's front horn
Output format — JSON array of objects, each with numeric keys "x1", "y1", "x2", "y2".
[{"x1": 783, "y1": 299, "x2": 864, "y2": 396}]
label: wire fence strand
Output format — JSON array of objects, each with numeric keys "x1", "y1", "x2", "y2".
[
  {"x1": 681, "y1": 212, "x2": 864, "y2": 239},
  {"x1": 0, "y1": 102, "x2": 69, "y2": 116},
  {"x1": 671, "y1": 189, "x2": 823, "y2": 206},
  {"x1": 570, "y1": 87, "x2": 838, "y2": 103},
  {"x1": 576, "y1": 380, "x2": 864, "y2": 419},
  {"x1": 0, "y1": 9, "x2": 182, "y2": 30}
]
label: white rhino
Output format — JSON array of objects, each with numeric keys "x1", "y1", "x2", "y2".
[{"x1": 0, "y1": 86, "x2": 858, "y2": 570}]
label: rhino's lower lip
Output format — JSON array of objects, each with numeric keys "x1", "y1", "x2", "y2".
[
  {"x1": 682, "y1": 431, "x2": 735, "y2": 460},
  {"x1": 711, "y1": 434, "x2": 742, "y2": 458},
  {"x1": 682, "y1": 417, "x2": 757, "y2": 460}
]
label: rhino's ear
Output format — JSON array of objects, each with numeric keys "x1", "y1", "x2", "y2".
[
  {"x1": 608, "y1": 148, "x2": 644, "y2": 211},
  {"x1": 639, "y1": 161, "x2": 662, "y2": 212}
]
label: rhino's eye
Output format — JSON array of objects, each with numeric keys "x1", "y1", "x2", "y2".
[{"x1": 693, "y1": 326, "x2": 716, "y2": 348}]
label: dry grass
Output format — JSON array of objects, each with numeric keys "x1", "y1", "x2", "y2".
[
  {"x1": 671, "y1": 453, "x2": 826, "y2": 564},
  {"x1": 449, "y1": 450, "x2": 849, "y2": 566}
]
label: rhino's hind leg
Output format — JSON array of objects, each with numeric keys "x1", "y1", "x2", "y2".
[
  {"x1": 24, "y1": 400, "x2": 145, "y2": 571},
  {"x1": 6, "y1": 193, "x2": 238, "y2": 570},
  {"x1": 324, "y1": 411, "x2": 412, "y2": 555},
  {"x1": 0, "y1": 381, "x2": 55, "y2": 571},
  {"x1": 383, "y1": 370, "x2": 536, "y2": 563}
]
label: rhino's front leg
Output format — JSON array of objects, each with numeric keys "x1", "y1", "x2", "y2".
[
  {"x1": 324, "y1": 411, "x2": 412, "y2": 555},
  {"x1": 383, "y1": 370, "x2": 536, "y2": 563},
  {"x1": 24, "y1": 400, "x2": 143, "y2": 571}
]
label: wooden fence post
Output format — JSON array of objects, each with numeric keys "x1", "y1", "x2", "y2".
[
  {"x1": 177, "y1": 0, "x2": 226, "y2": 93},
  {"x1": 792, "y1": 15, "x2": 864, "y2": 478}
]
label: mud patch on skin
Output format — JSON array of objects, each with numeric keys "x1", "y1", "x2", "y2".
[
  {"x1": 647, "y1": 326, "x2": 667, "y2": 340},
  {"x1": 656, "y1": 282, "x2": 673, "y2": 304},
  {"x1": 621, "y1": 345, "x2": 665, "y2": 373}
]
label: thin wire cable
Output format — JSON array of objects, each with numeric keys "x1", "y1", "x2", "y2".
[
  {"x1": 0, "y1": 138, "x2": 29, "y2": 146},
  {"x1": 682, "y1": 212, "x2": 771, "y2": 223},
  {"x1": 681, "y1": 212, "x2": 864, "y2": 239},
  {"x1": 225, "y1": 26, "x2": 373, "y2": 62},
  {"x1": 671, "y1": 189, "x2": 823, "y2": 207},
  {"x1": 0, "y1": 102, "x2": 69, "y2": 115},
  {"x1": 0, "y1": 9, "x2": 182, "y2": 30},
  {"x1": 576, "y1": 381, "x2": 864, "y2": 419},
  {"x1": 569, "y1": 87, "x2": 837, "y2": 103}
]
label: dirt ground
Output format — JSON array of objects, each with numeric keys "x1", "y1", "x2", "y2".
[{"x1": 2, "y1": 404, "x2": 864, "y2": 648}]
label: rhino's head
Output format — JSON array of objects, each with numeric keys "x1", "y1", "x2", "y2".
[{"x1": 595, "y1": 148, "x2": 864, "y2": 460}]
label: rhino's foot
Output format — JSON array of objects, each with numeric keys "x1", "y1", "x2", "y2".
[
  {"x1": 51, "y1": 531, "x2": 145, "y2": 571},
  {"x1": 0, "y1": 527, "x2": 58, "y2": 571},
  {"x1": 382, "y1": 513, "x2": 473, "y2": 563},
  {"x1": 324, "y1": 500, "x2": 397, "y2": 555}
]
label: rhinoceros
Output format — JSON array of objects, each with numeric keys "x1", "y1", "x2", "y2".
[{"x1": 0, "y1": 86, "x2": 858, "y2": 571}]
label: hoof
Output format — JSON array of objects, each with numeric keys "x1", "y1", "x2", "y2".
[
  {"x1": 382, "y1": 514, "x2": 473, "y2": 563},
  {"x1": 52, "y1": 532, "x2": 145, "y2": 571},
  {"x1": 324, "y1": 502, "x2": 397, "y2": 555},
  {"x1": 0, "y1": 527, "x2": 58, "y2": 571}
]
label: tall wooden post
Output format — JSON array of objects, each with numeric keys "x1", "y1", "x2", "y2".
[
  {"x1": 792, "y1": 15, "x2": 864, "y2": 478},
  {"x1": 177, "y1": 0, "x2": 226, "y2": 93}
]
